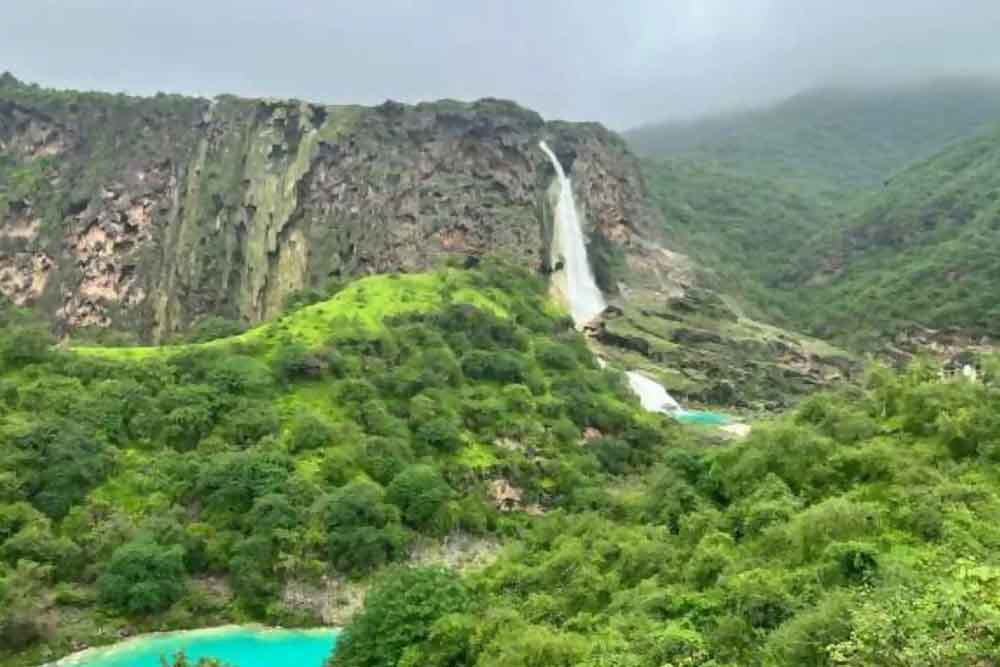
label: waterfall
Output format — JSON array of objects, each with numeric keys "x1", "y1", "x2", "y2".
[
  {"x1": 539, "y1": 141, "x2": 607, "y2": 326},
  {"x1": 626, "y1": 371, "x2": 682, "y2": 413},
  {"x1": 539, "y1": 141, "x2": 683, "y2": 416}
]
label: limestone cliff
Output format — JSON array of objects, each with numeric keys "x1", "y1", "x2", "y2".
[
  {"x1": 0, "y1": 74, "x2": 854, "y2": 408},
  {"x1": 0, "y1": 75, "x2": 656, "y2": 341}
]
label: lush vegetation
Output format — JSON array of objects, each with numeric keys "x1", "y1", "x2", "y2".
[
  {"x1": 336, "y1": 356, "x2": 1000, "y2": 667},
  {"x1": 778, "y1": 127, "x2": 1000, "y2": 345},
  {"x1": 0, "y1": 262, "x2": 683, "y2": 665},
  {"x1": 640, "y1": 158, "x2": 847, "y2": 319},
  {"x1": 636, "y1": 85, "x2": 1000, "y2": 347},
  {"x1": 627, "y1": 78, "x2": 1000, "y2": 194}
]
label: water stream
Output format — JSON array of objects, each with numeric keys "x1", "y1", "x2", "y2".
[
  {"x1": 539, "y1": 141, "x2": 607, "y2": 326},
  {"x1": 540, "y1": 141, "x2": 689, "y2": 416},
  {"x1": 625, "y1": 370, "x2": 682, "y2": 412}
]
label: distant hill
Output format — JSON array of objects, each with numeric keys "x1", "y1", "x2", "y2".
[
  {"x1": 628, "y1": 78, "x2": 1000, "y2": 193},
  {"x1": 784, "y1": 126, "x2": 1000, "y2": 343},
  {"x1": 640, "y1": 158, "x2": 843, "y2": 310}
]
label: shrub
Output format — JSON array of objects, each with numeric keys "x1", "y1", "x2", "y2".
[
  {"x1": 97, "y1": 538, "x2": 186, "y2": 614},
  {"x1": 535, "y1": 341, "x2": 578, "y2": 371},
  {"x1": 220, "y1": 400, "x2": 280, "y2": 448},
  {"x1": 332, "y1": 567, "x2": 471, "y2": 667},
  {"x1": 415, "y1": 416, "x2": 463, "y2": 454},
  {"x1": 387, "y1": 465, "x2": 452, "y2": 531},
  {"x1": 12, "y1": 419, "x2": 113, "y2": 519},
  {"x1": 324, "y1": 481, "x2": 407, "y2": 574},
  {"x1": 186, "y1": 316, "x2": 246, "y2": 342},
  {"x1": 361, "y1": 437, "x2": 415, "y2": 485},
  {"x1": 289, "y1": 411, "x2": 337, "y2": 452},
  {"x1": 461, "y1": 350, "x2": 527, "y2": 383}
]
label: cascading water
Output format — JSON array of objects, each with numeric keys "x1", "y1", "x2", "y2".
[
  {"x1": 539, "y1": 141, "x2": 607, "y2": 326},
  {"x1": 625, "y1": 370, "x2": 681, "y2": 413},
  {"x1": 540, "y1": 141, "x2": 682, "y2": 415}
]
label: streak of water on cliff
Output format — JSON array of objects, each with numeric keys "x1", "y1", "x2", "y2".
[
  {"x1": 540, "y1": 141, "x2": 683, "y2": 414},
  {"x1": 539, "y1": 141, "x2": 607, "y2": 326}
]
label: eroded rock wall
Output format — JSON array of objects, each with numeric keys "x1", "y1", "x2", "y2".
[{"x1": 0, "y1": 76, "x2": 658, "y2": 340}]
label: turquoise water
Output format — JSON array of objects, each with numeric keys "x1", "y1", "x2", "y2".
[
  {"x1": 675, "y1": 410, "x2": 731, "y2": 426},
  {"x1": 60, "y1": 627, "x2": 338, "y2": 667}
]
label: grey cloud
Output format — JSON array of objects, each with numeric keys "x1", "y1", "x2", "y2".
[{"x1": 3, "y1": 0, "x2": 1000, "y2": 129}]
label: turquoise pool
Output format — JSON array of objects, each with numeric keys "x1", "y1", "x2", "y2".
[
  {"x1": 54, "y1": 626, "x2": 339, "y2": 667},
  {"x1": 675, "y1": 410, "x2": 731, "y2": 426}
]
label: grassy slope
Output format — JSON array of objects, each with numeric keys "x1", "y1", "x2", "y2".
[
  {"x1": 639, "y1": 158, "x2": 848, "y2": 318},
  {"x1": 73, "y1": 270, "x2": 517, "y2": 359}
]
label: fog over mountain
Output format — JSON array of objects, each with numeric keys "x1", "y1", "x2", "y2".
[{"x1": 4, "y1": 0, "x2": 1000, "y2": 128}]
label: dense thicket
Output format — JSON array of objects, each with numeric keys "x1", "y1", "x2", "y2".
[
  {"x1": 0, "y1": 263, "x2": 679, "y2": 664},
  {"x1": 336, "y1": 357, "x2": 1000, "y2": 667}
]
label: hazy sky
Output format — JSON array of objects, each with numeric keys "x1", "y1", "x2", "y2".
[{"x1": 4, "y1": 0, "x2": 1000, "y2": 129}]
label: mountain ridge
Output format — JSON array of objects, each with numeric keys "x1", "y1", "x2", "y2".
[
  {"x1": 0, "y1": 74, "x2": 659, "y2": 341},
  {"x1": 627, "y1": 77, "x2": 1000, "y2": 193}
]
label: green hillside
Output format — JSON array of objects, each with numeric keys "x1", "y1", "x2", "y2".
[
  {"x1": 628, "y1": 78, "x2": 1000, "y2": 194},
  {"x1": 335, "y1": 359, "x2": 1000, "y2": 667},
  {"x1": 635, "y1": 85, "x2": 1000, "y2": 347},
  {"x1": 784, "y1": 127, "x2": 1000, "y2": 344},
  {"x1": 640, "y1": 158, "x2": 847, "y2": 318},
  {"x1": 0, "y1": 261, "x2": 686, "y2": 665}
]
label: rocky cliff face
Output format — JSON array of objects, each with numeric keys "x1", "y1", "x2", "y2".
[
  {"x1": 0, "y1": 75, "x2": 658, "y2": 341},
  {"x1": 0, "y1": 75, "x2": 853, "y2": 408}
]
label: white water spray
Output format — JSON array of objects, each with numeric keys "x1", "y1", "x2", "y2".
[
  {"x1": 626, "y1": 371, "x2": 682, "y2": 413},
  {"x1": 539, "y1": 141, "x2": 606, "y2": 326},
  {"x1": 539, "y1": 141, "x2": 683, "y2": 415}
]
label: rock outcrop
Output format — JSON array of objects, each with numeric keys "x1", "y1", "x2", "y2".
[
  {"x1": 1, "y1": 76, "x2": 659, "y2": 340},
  {"x1": 0, "y1": 75, "x2": 855, "y2": 408}
]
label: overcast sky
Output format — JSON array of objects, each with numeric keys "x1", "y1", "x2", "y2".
[{"x1": 4, "y1": 0, "x2": 1000, "y2": 129}]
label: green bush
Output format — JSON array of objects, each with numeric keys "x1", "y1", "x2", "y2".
[
  {"x1": 289, "y1": 411, "x2": 337, "y2": 452},
  {"x1": 387, "y1": 465, "x2": 452, "y2": 531},
  {"x1": 324, "y1": 481, "x2": 407, "y2": 574},
  {"x1": 97, "y1": 538, "x2": 186, "y2": 614},
  {"x1": 332, "y1": 567, "x2": 471, "y2": 667}
]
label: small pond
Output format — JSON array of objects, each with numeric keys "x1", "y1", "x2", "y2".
[
  {"x1": 675, "y1": 410, "x2": 731, "y2": 426},
  {"x1": 51, "y1": 626, "x2": 339, "y2": 667}
]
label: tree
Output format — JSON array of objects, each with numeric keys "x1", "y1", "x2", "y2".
[
  {"x1": 330, "y1": 567, "x2": 470, "y2": 667},
  {"x1": 196, "y1": 450, "x2": 294, "y2": 517},
  {"x1": 289, "y1": 411, "x2": 336, "y2": 452},
  {"x1": 324, "y1": 481, "x2": 407, "y2": 574},
  {"x1": 219, "y1": 399, "x2": 279, "y2": 448},
  {"x1": 12, "y1": 419, "x2": 113, "y2": 519},
  {"x1": 414, "y1": 415, "x2": 462, "y2": 454},
  {"x1": 360, "y1": 437, "x2": 414, "y2": 485},
  {"x1": 0, "y1": 316, "x2": 53, "y2": 369},
  {"x1": 97, "y1": 538, "x2": 187, "y2": 614},
  {"x1": 0, "y1": 560, "x2": 51, "y2": 651},
  {"x1": 272, "y1": 342, "x2": 319, "y2": 385},
  {"x1": 386, "y1": 465, "x2": 452, "y2": 531},
  {"x1": 186, "y1": 316, "x2": 246, "y2": 343}
]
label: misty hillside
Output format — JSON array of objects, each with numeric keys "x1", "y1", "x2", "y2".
[
  {"x1": 640, "y1": 158, "x2": 844, "y2": 313},
  {"x1": 780, "y1": 126, "x2": 1000, "y2": 343},
  {"x1": 642, "y1": 123, "x2": 1000, "y2": 348},
  {"x1": 627, "y1": 78, "x2": 1000, "y2": 193}
]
